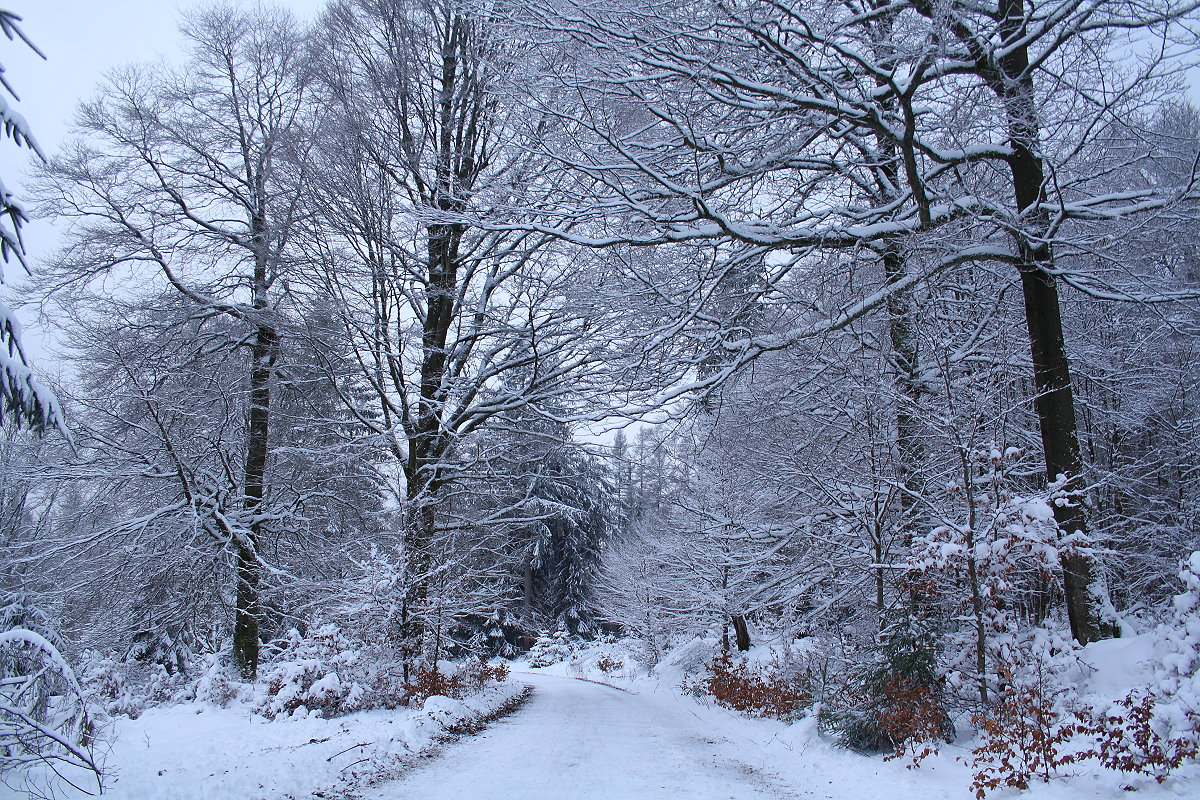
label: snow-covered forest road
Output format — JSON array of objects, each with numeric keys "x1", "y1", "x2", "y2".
[{"x1": 364, "y1": 672, "x2": 794, "y2": 800}]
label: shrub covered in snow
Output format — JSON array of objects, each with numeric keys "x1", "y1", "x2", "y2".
[
  {"x1": 966, "y1": 553, "x2": 1200, "y2": 795},
  {"x1": 1079, "y1": 690, "x2": 1198, "y2": 784},
  {"x1": 79, "y1": 651, "x2": 193, "y2": 720},
  {"x1": 461, "y1": 654, "x2": 510, "y2": 691},
  {"x1": 969, "y1": 658, "x2": 1086, "y2": 796},
  {"x1": 191, "y1": 654, "x2": 241, "y2": 707},
  {"x1": 822, "y1": 613, "x2": 953, "y2": 762},
  {"x1": 397, "y1": 656, "x2": 511, "y2": 707},
  {"x1": 559, "y1": 635, "x2": 651, "y2": 682},
  {"x1": 527, "y1": 629, "x2": 576, "y2": 667},
  {"x1": 1067, "y1": 552, "x2": 1200, "y2": 786},
  {"x1": 254, "y1": 626, "x2": 371, "y2": 718},
  {"x1": 253, "y1": 626, "x2": 512, "y2": 718},
  {"x1": 78, "y1": 647, "x2": 240, "y2": 721},
  {"x1": 915, "y1": 448, "x2": 1102, "y2": 710},
  {"x1": 695, "y1": 650, "x2": 812, "y2": 720},
  {"x1": 1156, "y1": 551, "x2": 1200, "y2": 715}
]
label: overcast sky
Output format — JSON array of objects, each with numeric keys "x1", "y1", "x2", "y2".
[
  {"x1": 6, "y1": 0, "x2": 327, "y2": 253},
  {"x1": 5, "y1": 0, "x2": 326, "y2": 258},
  {"x1": 3, "y1": 1, "x2": 327, "y2": 360},
  {"x1": 7, "y1": 0, "x2": 328, "y2": 147}
]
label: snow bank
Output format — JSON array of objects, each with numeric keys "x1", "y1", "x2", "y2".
[
  {"x1": 3, "y1": 681, "x2": 526, "y2": 800},
  {"x1": 672, "y1": 633, "x2": 1195, "y2": 800},
  {"x1": 553, "y1": 632, "x2": 1200, "y2": 800},
  {"x1": 633, "y1": 634, "x2": 1200, "y2": 800}
]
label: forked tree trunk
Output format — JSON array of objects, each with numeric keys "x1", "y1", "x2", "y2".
[{"x1": 730, "y1": 614, "x2": 751, "y2": 652}]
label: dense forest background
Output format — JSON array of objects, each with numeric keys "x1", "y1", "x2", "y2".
[{"x1": 3, "y1": 0, "x2": 1200, "y2": 791}]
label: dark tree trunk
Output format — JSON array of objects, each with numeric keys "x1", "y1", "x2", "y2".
[
  {"x1": 869, "y1": 3, "x2": 927, "y2": 555},
  {"x1": 400, "y1": 481, "x2": 438, "y2": 662},
  {"x1": 730, "y1": 614, "x2": 751, "y2": 652},
  {"x1": 382, "y1": 4, "x2": 492, "y2": 672},
  {"x1": 233, "y1": 189, "x2": 278, "y2": 680},
  {"x1": 234, "y1": 321, "x2": 277, "y2": 680},
  {"x1": 871, "y1": 25, "x2": 930, "y2": 624},
  {"x1": 883, "y1": 242, "x2": 925, "y2": 546},
  {"x1": 524, "y1": 560, "x2": 535, "y2": 617},
  {"x1": 399, "y1": 214, "x2": 464, "y2": 664},
  {"x1": 996, "y1": 0, "x2": 1112, "y2": 645}
]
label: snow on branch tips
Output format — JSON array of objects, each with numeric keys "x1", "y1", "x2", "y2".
[{"x1": 0, "y1": 9, "x2": 62, "y2": 434}]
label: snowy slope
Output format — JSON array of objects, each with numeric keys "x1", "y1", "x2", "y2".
[
  {"x1": 12, "y1": 634, "x2": 1200, "y2": 800},
  {"x1": 483, "y1": 636, "x2": 1200, "y2": 800},
  {"x1": 3, "y1": 683, "x2": 525, "y2": 800}
]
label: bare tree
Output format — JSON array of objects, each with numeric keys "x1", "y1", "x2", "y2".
[
  {"x1": 36, "y1": 4, "x2": 313, "y2": 678},
  {"x1": 304, "y1": 0, "x2": 625, "y2": 669},
  {"x1": 531, "y1": 0, "x2": 1200, "y2": 644}
]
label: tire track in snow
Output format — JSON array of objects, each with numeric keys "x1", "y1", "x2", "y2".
[{"x1": 359, "y1": 672, "x2": 803, "y2": 800}]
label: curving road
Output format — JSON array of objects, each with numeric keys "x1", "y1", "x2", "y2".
[{"x1": 364, "y1": 672, "x2": 801, "y2": 800}]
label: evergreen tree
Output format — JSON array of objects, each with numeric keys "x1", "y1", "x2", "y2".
[
  {"x1": 465, "y1": 408, "x2": 611, "y2": 638},
  {"x1": 0, "y1": 10, "x2": 60, "y2": 432},
  {"x1": 824, "y1": 610, "x2": 953, "y2": 756}
]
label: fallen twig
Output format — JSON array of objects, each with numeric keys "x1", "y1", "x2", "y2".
[{"x1": 327, "y1": 742, "x2": 373, "y2": 762}]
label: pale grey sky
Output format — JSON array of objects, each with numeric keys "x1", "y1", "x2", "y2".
[
  {"x1": 3, "y1": 1, "x2": 326, "y2": 361},
  {"x1": 8, "y1": 0, "x2": 329, "y2": 143},
  {"x1": 5, "y1": 0, "x2": 326, "y2": 260}
]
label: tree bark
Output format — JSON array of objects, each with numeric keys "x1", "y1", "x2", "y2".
[
  {"x1": 401, "y1": 466, "x2": 440, "y2": 665},
  {"x1": 869, "y1": 0, "x2": 927, "y2": 558},
  {"x1": 995, "y1": 0, "x2": 1111, "y2": 645},
  {"x1": 870, "y1": 12, "x2": 930, "y2": 625},
  {"x1": 233, "y1": 321, "x2": 277, "y2": 680},
  {"x1": 399, "y1": 213, "x2": 465, "y2": 663},
  {"x1": 883, "y1": 242, "x2": 925, "y2": 546},
  {"x1": 233, "y1": 165, "x2": 279, "y2": 676},
  {"x1": 730, "y1": 614, "x2": 751, "y2": 652},
  {"x1": 390, "y1": 4, "x2": 491, "y2": 671},
  {"x1": 524, "y1": 560, "x2": 535, "y2": 617}
]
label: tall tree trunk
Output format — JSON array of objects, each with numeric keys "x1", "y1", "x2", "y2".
[
  {"x1": 871, "y1": 12, "x2": 929, "y2": 623},
  {"x1": 401, "y1": 478, "x2": 438, "y2": 663},
  {"x1": 883, "y1": 241, "x2": 925, "y2": 546},
  {"x1": 869, "y1": 0, "x2": 927, "y2": 558},
  {"x1": 234, "y1": 321, "x2": 276, "y2": 680},
  {"x1": 996, "y1": 0, "x2": 1111, "y2": 645},
  {"x1": 865, "y1": 11, "x2": 954, "y2": 740},
  {"x1": 400, "y1": 216, "x2": 464, "y2": 665},
  {"x1": 389, "y1": 2, "x2": 491, "y2": 672},
  {"x1": 524, "y1": 560, "x2": 535, "y2": 618}
]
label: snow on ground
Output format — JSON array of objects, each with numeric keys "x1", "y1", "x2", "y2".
[
  {"x1": 482, "y1": 635, "x2": 1200, "y2": 800},
  {"x1": 361, "y1": 670, "x2": 785, "y2": 800},
  {"x1": 10, "y1": 634, "x2": 1200, "y2": 800},
  {"x1": 3, "y1": 682, "x2": 525, "y2": 800}
]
